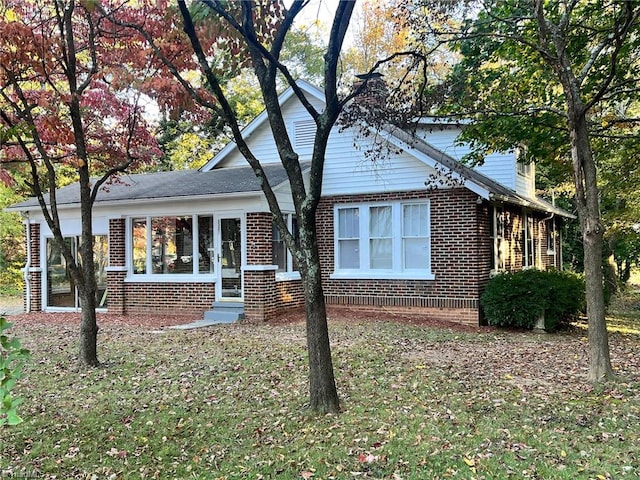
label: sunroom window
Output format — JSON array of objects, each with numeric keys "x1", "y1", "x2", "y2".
[
  {"x1": 333, "y1": 201, "x2": 433, "y2": 279},
  {"x1": 130, "y1": 215, "x2": 213, "y2": 275},
  {"x1": 272, "y1": 214, "x2": 299, "y2": 277}
]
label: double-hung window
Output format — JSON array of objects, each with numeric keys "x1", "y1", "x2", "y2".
[
  {"x1": 332, "y1": 201, "x2": 433, "y2": 279},
  {"x1": 272, "y1": 214, "x2": 299, "y2": 279}
]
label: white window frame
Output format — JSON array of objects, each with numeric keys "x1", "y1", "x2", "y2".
[
  {"x1": 273, "y1": 213, "x2": 301, "y2": 281},
  {"x1": 331, "y1": 200, "x2": 435, "y2": 280},
  {"x1": 126, "y1": 214, "x2": 215, "y2": 282},
  {"x1": 492, "y1": 206, "x2": 506, "y2": 273},
  {"x1": 546, "y1": 219, "x2": 556, "y2": 255},
  {"x1": 523, "y1": 211, "x2": 536, "y2": 269}
]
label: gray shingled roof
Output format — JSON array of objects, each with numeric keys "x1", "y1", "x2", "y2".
[{"x1": 10, "y1": 162, "x2": 297, "y2": 210}]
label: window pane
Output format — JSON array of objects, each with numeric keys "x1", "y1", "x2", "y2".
[
  {"x1": 338, "y1": 208, "x2": 359, "y2": 238},
  {"x1": 369, "y1": 206, "x2": 392, "y2": 237},
  {"x1": 404, "y1": 238, "x2": 429, "y2": 269},
  {"x1": 94, "y1": 235, "x2": 109, "y2": 306},
  {"x1": 403, "y1": 204, "x2": 428, "y2": 236},
  {"x1": 198, "y1": 215, "x2": 214, "y2": 274},
  {"x1": 152, "y1": 216, "x2": 193, "y2": 274},
  {"x1": 132, "y1": 218, "x2": 147, "y2": 274},
  {"x1": 370, "y1": 238, "x2": 392, "y2": 269},
  {"x1": 339, "y1": 239, "x2": 359, "y2": 268},
  {"x1": 272, "y1": 221, "x2": 287, "y2": 272}
]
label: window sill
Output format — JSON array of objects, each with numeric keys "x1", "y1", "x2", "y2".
[
  {"x1": 125, "y1": 275, "x2": 216, "y2": 283},
  {"x1": 275, "y1": 271, "x2": 301, "y2": 282},
  {"x1": 329, "y1": 271, "x2": 435, "y2": 281}
]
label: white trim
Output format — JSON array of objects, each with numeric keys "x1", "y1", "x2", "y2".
[
  {"x1": 330, "y1": 272, "x2": 435, "y2": 281},
  {"x1": 106, "y1": 266, "x2": 128, "y2": 272},
  {"x1": 276, "y1": 271, "x2": 301, "y2": 281},
  {"x1": 333, "y1": 200, "x2": 433, "y2": 278},
  {"x1": 22, "y1": 267, "x2": 43, "y2": 273},
  {"x1": 243, "y1": 264, "x2": 279, "y2": 271}
]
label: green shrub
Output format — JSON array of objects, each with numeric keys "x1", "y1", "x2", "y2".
[
  {"x1": 481, "y1": 269, "x2": 585, "y2": 331},
  {"x1": 1, "y1": 317, "x2": 30, "y2": 427}
]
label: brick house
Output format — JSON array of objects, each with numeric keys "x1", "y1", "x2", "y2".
[{"x1": 9, "y1": 81, "x2": 572, "y2": 325}]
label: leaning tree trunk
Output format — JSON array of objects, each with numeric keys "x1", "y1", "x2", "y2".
[
  {"x1": 299, "y1": 226, "x2": 340, "y2": 414},
  {"x1": 570, "y1": 114, "x2": 615, "y2": 382}
]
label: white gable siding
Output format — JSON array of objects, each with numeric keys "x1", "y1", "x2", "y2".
[
  {"x1": 515, "y1": 164, "x2": 536, "y2": 198},
  {"x1": 321, "y1": 127, "x2": 441, "y2": 196},
  {"x1": 416, "y1": 125, "x2": 518, "y2": 191},
  {"x1": 216, "y1": 96, "x2": 323, "y2": 168}
]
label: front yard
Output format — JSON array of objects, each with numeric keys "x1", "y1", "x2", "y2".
[{"x1": 1, "y1": 309, "x2": 639, "y2": 479}]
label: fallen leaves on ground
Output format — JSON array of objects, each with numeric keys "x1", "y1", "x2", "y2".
[{"x1": 1, "y1": 308, "x2": 638, "y2": 479}]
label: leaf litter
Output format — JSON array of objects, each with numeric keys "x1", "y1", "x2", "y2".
[{"x1": 1, "y1": 308, "x2": 638, "y2": 479}]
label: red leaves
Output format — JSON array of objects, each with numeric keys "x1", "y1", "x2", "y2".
[{"x1": 0, "y1": 0, "x2": 162, "y2": 176}]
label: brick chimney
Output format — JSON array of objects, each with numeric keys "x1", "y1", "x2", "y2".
[{"x1": 353, "y1": 72, "x2": 388, "y2": 112}]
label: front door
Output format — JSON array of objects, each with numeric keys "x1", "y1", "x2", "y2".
[{"x1": 216, "y1": 217, "x2": 243, "y2": 300}]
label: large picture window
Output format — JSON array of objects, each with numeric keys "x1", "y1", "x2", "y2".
[
  {"x1": 131, "y1": 215, "x2": 213, "y2": 276},
  {"x1": 333, "y1": 201, "x2": 433, "y2": 279}
]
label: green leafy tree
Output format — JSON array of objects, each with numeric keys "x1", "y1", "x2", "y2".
[{"x1": 416, "y1": 0, "x2": 640, "y2": 381}]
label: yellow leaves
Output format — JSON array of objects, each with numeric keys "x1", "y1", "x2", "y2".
[
  {"x1": 3, "y1": 7, "x2": 18, "y2": 22},
  {"x1": 463, "y1": 456, "x2": 477, "y2": 473}
]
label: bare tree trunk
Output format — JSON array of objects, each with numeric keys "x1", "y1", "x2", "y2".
[
  {"x1": 570, "y1": 115, "x2": 615, "y2": 382},
  {"x1": 76, "y1": 165, "x2": 99, "y2": 367},
  {"x1": 299, "y1": 225, "x2": 340, "y2": 414}
]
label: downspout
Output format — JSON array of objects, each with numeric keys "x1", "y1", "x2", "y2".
[{"x1": 23, "y1": 211, "x2": 31, "y2": 313}]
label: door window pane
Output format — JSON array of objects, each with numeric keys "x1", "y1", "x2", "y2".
[{"x1": 220, "y1": 218, "x2": 242, "y2": 297}]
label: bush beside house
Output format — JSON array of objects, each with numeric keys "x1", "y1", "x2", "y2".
[{"x1": 481, "y1": 269, "x2": 585, "y2": 331}]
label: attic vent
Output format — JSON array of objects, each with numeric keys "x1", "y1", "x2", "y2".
[{"x1": 293, "y1": 119, "x2": 316, "y2": 148}]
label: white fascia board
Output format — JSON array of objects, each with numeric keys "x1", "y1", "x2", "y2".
[
  {"x1": 379, "y1": 129, "x2": 491, "y2": 200},
  {"x1": 200, "y1": 80, "x2": 325, "y2": 171},
  {"x1": 11, "y1": 191, "x2": 265, "y2": 215}
]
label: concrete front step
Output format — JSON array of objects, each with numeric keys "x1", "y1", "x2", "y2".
[
  {"x1": 168, "y1": 302, "x2": 245, "y2": 330},
  {"x1": 204, "y1": 301, "x2": 245, "y2": 323}
]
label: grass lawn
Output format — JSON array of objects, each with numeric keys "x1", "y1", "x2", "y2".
[{"x1": 1, "y1": 307, "x2": 639, "y2": 480}]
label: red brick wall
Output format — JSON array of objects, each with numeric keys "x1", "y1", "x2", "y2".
[
  {"x1": 246, "y1": 213, "x2": 272, "y2": 265},
  {"x1": 316, "y1": 188, "x2": 484, "y2": 324},
  {"x1": 123, "y1": 282, "x2": 214, "y2": 315},
  {"x1": 108, "y1": 218, "x2": 126, "y2": 267},
  {"x1": 244, "y1": 212, "x2": 305, "y2": 321},
  {"x1": 25, "y1": 223, "x2": 42, "y2": 312}
]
